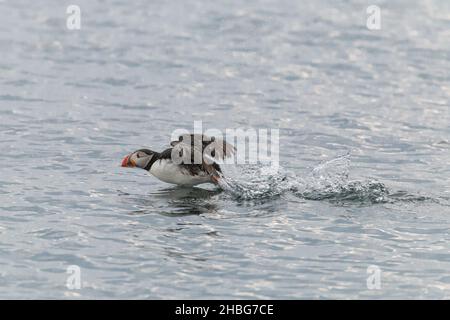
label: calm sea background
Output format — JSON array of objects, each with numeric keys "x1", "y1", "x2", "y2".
[{"x1": 0, "y1": 0, "x2": 449, "y2": 299}]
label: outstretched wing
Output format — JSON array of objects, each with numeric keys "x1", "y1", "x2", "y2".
[
  {"x1": 170, "y1": 134, "x2": 235, "y2": 161},
  {"x1": 169, "y1": 134, "x2": 235, "y2": 177}
]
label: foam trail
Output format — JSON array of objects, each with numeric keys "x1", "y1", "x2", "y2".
[
  {"x1": 217, "y1": 155, "x2": 397, "y2": 204},
  {"x1": 217, "y1": 164, "x2": 290, "y2": 200}
]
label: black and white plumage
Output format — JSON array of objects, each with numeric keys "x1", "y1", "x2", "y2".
[{"x1": 121, "y1": 134, "x2": 235, "y2": 186}]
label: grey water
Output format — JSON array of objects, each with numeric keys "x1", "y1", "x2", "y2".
[{"x1": 0, "y1": 0, "x2": 449, "y2": 299}]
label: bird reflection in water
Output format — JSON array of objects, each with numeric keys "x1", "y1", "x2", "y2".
[{"x1": 124, "y1": 186, "x2": 222, "y2": 217}]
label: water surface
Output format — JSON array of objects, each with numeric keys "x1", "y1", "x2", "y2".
[{"x1": 0, "y1": 0, "x2": 449, "y2": 299}]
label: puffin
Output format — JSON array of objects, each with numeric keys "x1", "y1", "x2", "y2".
[{"x1": 121, "y1": 134, "x2": 235, "y2": 186}]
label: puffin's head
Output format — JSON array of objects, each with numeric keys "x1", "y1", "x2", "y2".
[{"x1": 121, "y1": 149, "x2": 155, "y2": 170}]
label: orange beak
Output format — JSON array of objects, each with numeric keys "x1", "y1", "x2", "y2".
[
  {"x1": 121, "y1": 155, "x2": 129, "y2": 167},
  {"x1": 121, "y1": 155, "x2": 135, "y2": 167}
]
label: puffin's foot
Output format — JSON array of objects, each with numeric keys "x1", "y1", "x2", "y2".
[{"x1": 211, "y1": 175, "x2": 220, "y2": 184}]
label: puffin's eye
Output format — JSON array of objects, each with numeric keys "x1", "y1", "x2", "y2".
[{"x1": 136, "y1": 153, "x2": 141, "y2": 158}]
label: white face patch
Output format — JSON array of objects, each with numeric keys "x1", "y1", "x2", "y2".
[{"x1": 132, "y1": 151, "x2": 153, "y2": 169}]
